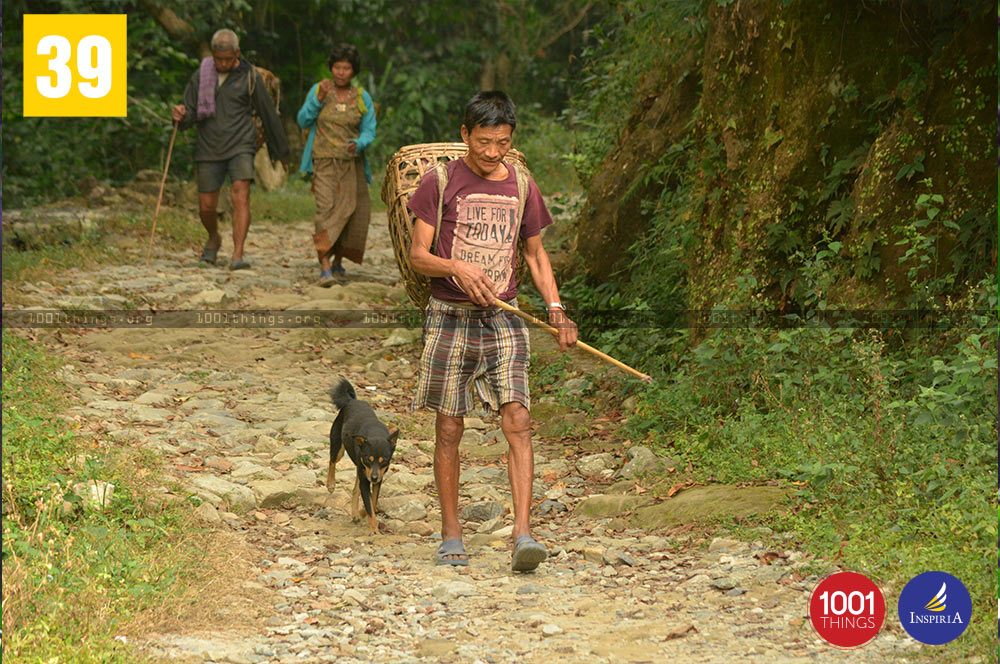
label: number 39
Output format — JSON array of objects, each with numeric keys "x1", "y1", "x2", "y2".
[{"x1": 36, "y1": 34, "x2": 112, "y2": 99}]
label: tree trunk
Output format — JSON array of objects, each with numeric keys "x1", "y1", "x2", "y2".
[
  {"x1": 479, "y1": 58, "x2": 496, "y2": 90},
  {"x1": 139, "y1": 0, "x2": 209, "y2": 59}
]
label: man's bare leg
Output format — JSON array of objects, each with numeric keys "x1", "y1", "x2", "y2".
[
  {"x1": 198, "y1": 191, "x2": 223, "y2": 252},
  {"x1": 231, "y1": 179, "x2": 251, "y2": 261},
  {"x1": 435, "y1": 411, "x2": 466, "y2": 561},
  {"x1": 500, "y1": 401, "x2": 534, "y2": 539}
]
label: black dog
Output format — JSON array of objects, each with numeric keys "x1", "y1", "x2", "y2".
[{"x1": 327, "y1": 379, "x2": 398, "y2": 533}]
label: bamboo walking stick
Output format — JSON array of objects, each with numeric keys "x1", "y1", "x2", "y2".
[
  {"x1": 145, "y1": 121, "x2": 179, "y2": 266},
  {"x1": 493, "y1": 299, "x2": 652, "y2": 383}
]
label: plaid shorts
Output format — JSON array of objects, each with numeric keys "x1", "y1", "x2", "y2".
[{"x1": 413, "y1": 297, "x2": 531, "y2": 417}]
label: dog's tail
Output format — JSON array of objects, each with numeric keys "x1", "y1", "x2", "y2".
[{"x1": 329, "y1": 378, "x2": 357, "y2": 410}]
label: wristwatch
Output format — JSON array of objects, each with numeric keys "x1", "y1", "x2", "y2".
[{"x1": 547, "y1": 302, "x2": 565, "y2": 311}]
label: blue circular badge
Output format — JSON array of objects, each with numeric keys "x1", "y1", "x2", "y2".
[{"x1": 897, "y1": 571, "x2": 972, "y2": 645}]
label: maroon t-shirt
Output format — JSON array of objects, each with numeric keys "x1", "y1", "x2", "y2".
[{"x1": 407, "y1": 159, "x2": 553, "y2": 304}]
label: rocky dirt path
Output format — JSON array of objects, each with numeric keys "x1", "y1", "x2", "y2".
[{"x1": 8, "y1": 211, "x2": 915, "y2": 663}]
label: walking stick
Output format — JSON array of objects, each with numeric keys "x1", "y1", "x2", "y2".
[
  {"x1": 493, "y1": 299, "x2": 652, "y2": 383},
  {"x1": 145, "y1": 120, "x2": 179, "y2": 266}
]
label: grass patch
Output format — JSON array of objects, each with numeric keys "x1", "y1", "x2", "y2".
[
  {"x1": 251, "y1": 174, "x2": 320, "y2": 221},
  {"x1": 0, "y1": 330, "x2": 248, "y2": 663},
  {"x1": 1, "y1": 208, "x2": 203, "y2": 305}
]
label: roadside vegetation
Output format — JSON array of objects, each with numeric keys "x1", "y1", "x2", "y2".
[
  {"x1": 2, "y1": 331, "x2": 190, "y2": 662},
  {"x1": 521, "y1": 1, "x2": 997, "y2": 658}
]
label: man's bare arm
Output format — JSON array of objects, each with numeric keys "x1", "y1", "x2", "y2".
[
  {"x1": 410, "y1": 218, "x2": 497, "y2": 307},
  {"x1": 522, "y1": 234, "x2": 577, "y2": 350}
]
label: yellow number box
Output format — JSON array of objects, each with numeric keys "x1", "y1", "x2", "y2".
[{"x1": 23, "y1": 14, "x2": 126, "y2": 117}]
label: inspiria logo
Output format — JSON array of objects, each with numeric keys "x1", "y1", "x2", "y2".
[
  {"x1": 923, "y1": 582, "x2": 947, "y2": 612},
  {"x1": 898, "y1": 572, "x2": 971, "y2": 645}
]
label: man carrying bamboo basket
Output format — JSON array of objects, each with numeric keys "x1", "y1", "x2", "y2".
[
  {"x1": 407, "y1": 91, "x2": 577, "y2": 571},
  {"x1": 171, "y1": 29, "x2": 289, "y2": 270}
]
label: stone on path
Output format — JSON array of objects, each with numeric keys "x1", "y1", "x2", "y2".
[
  {"x1": 617, "y1": 446, "x2": 672, "y2": 479},
  {"x1": 379, "y1": 495, "x2": 428, "y2": 522},
  {"x1": 231, "y1": 461, "x2": 281, "y2": 481},
  {"x1": 249, "y1": 479, "x2": 298, "y2": 508},
  {"x1": 186, "y1": 411, "x2": 247, "y2": 436},
  {"x1": 537, "y1": 499, "x2": 567, "y2": 515},
  {"x1": 536, "y1": 412, "x2": 588, "y2": 439},
  {"x1": 194, "y1": 501, "x2": 222, "y2": 524},
  {"x1": 283, "y1": 420, "x2": 329, "y2": 441},
  {"x1": 381, "y1": 328, "x2": 420, "y2": 347},
  {"x1": 541, "y1": 623, "x2": 564, "y2": 637},
  {"x1": 300, "y1": 407, "x2": 334, "y2": 420},
  {"x1": 572, "y1": 494, "x2": 654, "y2": 518},
  {"x1": 576, "y1": 452, "x2": 616, "y2": 475},
  {"x1": 384, "y1": 469, "x2": 433, "y2": 492},
  {"x1": 127, "y1": 405, "x2": 172, "y2": 423},
  {"x1": 284, "y1": 468, "x2": 318, "y2": 486},
  {"x1": 135, "y1": 390, "x2": 171, "y2": 405},
  {"x1": 189, "y1": 475, "x2": 255, "y2": 511},
  {"x1": 476, "y1": 516, "x2": 504, "y2": 533},
  {"x1": 402, "y1": 520, "x2": 434, "y2": 536},
  {"x1": 255, "y1": 435, "x2": 283, "y2": 453},
  {"x1": 433, "y1": 580, "x2": 477, "y2": 601},
  {"x1": 603, "y1": 549, "x2": 638, "y2": 567},
  {"x1": 461, "y1": 500, "x2": 504, "y2": 522},
  {"x1": 709, "y1": 537, "x2": 742, "y2": 552},
  {"x1": 530, "y1": 401, "x2": 572, "y2": 421},
  {"x1": 629, "y1": 485, "x2": 791, "y2": 530},
  {"x1": 294, "y1": 487, "x2": 330, "y2": 507},
  {"x1": 190, "y1": 289, "x2": 227, "y2": 305},
  {"x1": 710, "y1": 577, "x2": 737, "y2": 591},
  {"x1": 204, "y1": 456, "x2": 234, "y2": 472}
]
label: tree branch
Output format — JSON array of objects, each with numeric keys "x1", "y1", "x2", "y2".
[
  {"x1": 538, "y1": 0, "x2": 595, "y2": 53},
  {"x1": 139, "y1": 0, "x2": 210, "y2": 58}
]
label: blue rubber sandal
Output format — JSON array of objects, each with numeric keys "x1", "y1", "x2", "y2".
[
  {"x1": 319, "y1": 269, "x2": 335, "y2": 287},
  {"x1": 331, "y1": 264, "x2": 346, "y2": 277},
  {"x1": 511, "y1": 535, "x2": 547, "y2": 572},
  {"x1": 435, "y1": 538, "x2": 469, "y2": 566}
]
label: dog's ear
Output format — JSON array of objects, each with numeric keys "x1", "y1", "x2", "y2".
[
  {"x1": 388, "y1": 429, "x2": 399, "y2": 449},
  {"x1": 354, "y1": 435, "x2": 366, "y2": 448}
]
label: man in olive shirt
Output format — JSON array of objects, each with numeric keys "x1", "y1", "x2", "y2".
[{"x1": 172, "y1": 29, "x2": 289, "y2": 269}]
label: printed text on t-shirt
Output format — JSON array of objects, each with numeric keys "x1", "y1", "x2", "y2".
[{"x1": 450, "y1": 193, "x2": 519, "y2": 295}]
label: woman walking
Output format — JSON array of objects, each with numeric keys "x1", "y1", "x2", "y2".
[{"x1": 298, "y1": 44, "x2": 376, "y2": 285}]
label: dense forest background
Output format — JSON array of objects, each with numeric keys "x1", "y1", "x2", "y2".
[
  {"x1": 2, "y1": 0, "x2": 997, "y2": 658},
  {"x1": 3, "y1": 0, "x2": 604, "y2": 203}
]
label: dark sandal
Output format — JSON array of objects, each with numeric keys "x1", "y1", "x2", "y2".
[
  {"x1": 435, "y1": 538, "x2": 470, "y2": 566},
  {"x1": 231, "y1": 258, "x2": 251, "y2": 270},
  {"x1": 511, "y1": 535, "x2": 547, "y2": 572},
  {"x1": 199, "y1": 245, "x2": 219, "y2": 265}
]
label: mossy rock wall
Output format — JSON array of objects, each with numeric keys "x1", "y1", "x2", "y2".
[{"x1": 576, "y1": 0, "x2": 996, "y2": 310}]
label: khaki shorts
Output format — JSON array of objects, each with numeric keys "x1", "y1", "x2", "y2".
[
  {"x1": 413, "y1": 297, "x2": 530, "y2": 417},
  {"x1": 196, "y1": 153, "x2": 255, "y2": 193}
]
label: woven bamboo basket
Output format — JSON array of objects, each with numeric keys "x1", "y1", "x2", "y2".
[{"x1": 382, "y1": 142, "x2": 529, "y2": 309}]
